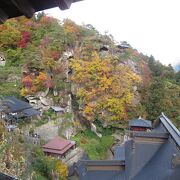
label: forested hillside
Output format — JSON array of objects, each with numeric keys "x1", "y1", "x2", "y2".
[
  {"x1": 0, "y1": 13, "x2": 180, "y2": 179},
  {"x1": 0, "y1": 13, "x2": 179, "y2": 128}
]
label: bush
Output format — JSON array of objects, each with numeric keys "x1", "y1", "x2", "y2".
[
  {"x1": 33, "y1": 173, "x2": 47, "y2": 180},
  {"x1": 80, "y1": 137, "x2": 88, "y2": 144},
  {"x1": 35, "y1": 119, "x2": 48, "y2": 127},
  {"x1": 72, "y1": 130, "x2": 114, "y2": 160},
  {"x1": 18, "y1": 135, "x2": 24, "y2": 143}
]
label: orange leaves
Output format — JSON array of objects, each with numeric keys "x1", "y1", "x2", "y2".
[
  {"x1": 21, "y1": 72, "x2": 51, "y2": 96},
  {"x1": 37, "y1": 72, "x2": 48, "y2": 82},
  {"x1": 22, "y1": 75, "x2": 33, "y2": 87}
]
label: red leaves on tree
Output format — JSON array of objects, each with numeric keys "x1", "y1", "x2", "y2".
[
  {"x1": 18, "y1": 31, "x2": 31, "y2": 48},
  {"x1": 50, "y1": 51, "x2": 61, "y2": 61},
  {"x1": 22, "y1": 75, "x2": 33, "y2": 88}
]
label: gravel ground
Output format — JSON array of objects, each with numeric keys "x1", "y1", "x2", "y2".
[{"x1": 34, "y1": 121, "x2": 59, "y2": 141}]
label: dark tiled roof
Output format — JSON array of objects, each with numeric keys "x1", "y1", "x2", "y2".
[
  {"x1": 113, "y1": 146, "x2": 125, "y2": 161},
  {"x1": 0, "y1": 0, "x2": 82, "y2": 23},
  {"x1": 22, "y1": 108, "x2": 40, "y2": 117},
  {"x1": 129, "y1": 118, "x2": 152, "y2": 128},
  {"x1": 159, "y1": 113, "x2": 180, "y2": 147},
  {"x1": 2, "y1": 96, "x2": 31, "y2": 113},
  {"x1": 133, "y1": 137, "x2": 180, "y2": 180},
  {"x1": 0, "y1": 172, "x2": 18, "y2": 180},
  {"x1": 80, "y1": 170, "x2": 125, "y2": 180},
  {"x1": 68, "y1": 114, "x2": 180, "y2": 180},
  {"x1": 1, "y1": 97, "x2": 40, "y2": 119}
]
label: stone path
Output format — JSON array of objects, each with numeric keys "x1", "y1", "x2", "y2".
[{"x1": 62, "y1": 147, "x2": 84, "y2": 167}]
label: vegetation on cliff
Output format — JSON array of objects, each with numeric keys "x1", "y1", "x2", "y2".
[
  {"x1": 0, "y1": 14, "x2": 179, "y2": 127},
  {"x1": 0, "y1": 13, "x2": 180, "y2": 178}
]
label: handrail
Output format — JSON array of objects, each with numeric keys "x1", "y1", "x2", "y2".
[{"x1": 160, "y1": 113, "x2": 180, "y2": 147}]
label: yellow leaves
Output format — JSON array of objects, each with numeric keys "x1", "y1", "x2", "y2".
[
  {"x1": 63, "y1": 19, "x2": 80, "y2": 35},
  {"x1": 55, "y1": 160, "x2": 68, "y2": 179},
  {"x1": 84, "y1": 103, "x2": 95, "y2": 115},
  {"x1": 71, "y1": 50, "x2": 141, "y2": 122},
  {"x1": 0, "y1": 25, "x2": 21, "y2": 47},
  {"x1": 0, "y1": 122, "x2": 6, "y2": 142},
  {"x1": 37, "y1": 72, "x2": 48, "y2": 82},
  {"x1": 77, "y1": 88, "x2": 87, "y2": 99},
  {"x1": 20, "y1": 87, "x2": 28, "y2": 96},
  {"x1": 21, "y1": 72, "x2": 49, "y2": 96}
]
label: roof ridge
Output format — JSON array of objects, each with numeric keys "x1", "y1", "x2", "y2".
[{"x1": 160, "y1": 113, "x2": 180, "y2": 147}]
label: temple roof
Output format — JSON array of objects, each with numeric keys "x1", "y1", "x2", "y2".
[
  {"x1": 0, "y1": 96, "x2": 40, "y2": 119},
  {"x1": 69, "y1": 113, "x2": 180, "y2": 180},
  {"x1": 0, "y1": 172, "x2": 18, "y2": 180},
  {"x1": 1, "y1": 96, "x2": 32, "y2": 113},
  {"x1": 113, "y1": 145, "x2": 125, "y2": 161},
  {"x1": 42, "y1": 136, "x2": 75, "y2": 155},
  {"x1": 129, "y1": 118, "x2": 152, "y2": 128},
  {"x1": 0, "y1": 0, "x2": 82, "y2": 23}
]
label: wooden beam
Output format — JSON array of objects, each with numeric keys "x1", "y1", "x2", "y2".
[
  {"x1": 0, "y1": 8, "x2": 8, "y2": 24},
  {"x1": 11, "y1": 0, "x2": 35, "y2": 18},
  {"x1": 55, "y1": 0, "x2": 73, "y2": 10}
]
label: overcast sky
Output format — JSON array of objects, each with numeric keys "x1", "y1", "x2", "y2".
[{"x1": 45, "y1": 0, "x2": 180, "y2": 66}]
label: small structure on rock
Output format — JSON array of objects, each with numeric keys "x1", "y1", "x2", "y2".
[
  {"x1": 51, "y1": 106, "x2": 65, "y2": 114},
  {"x1": 129, "y1": 117, "x2": 152, "y2": 131},
  {"x1": 0, "y1": 96, "x2": 40, "y2": 123},
  {"x1": 42, "y1": 136, "x2": 76, "y2": 158},
  {"x1": 117, "y1": 42, "x2": 130, "y2": 50}
]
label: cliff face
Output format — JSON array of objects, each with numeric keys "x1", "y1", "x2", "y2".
[{"x1": 0, "y1": 15, "x2": 179, "y2": 128}]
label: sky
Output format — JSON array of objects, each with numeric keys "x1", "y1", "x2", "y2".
[{"x1": 45, "y1": 0, "x2": 180, "y2": 66}]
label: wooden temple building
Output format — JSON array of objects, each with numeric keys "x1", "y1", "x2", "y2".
[
  {"x1": 68, "y1": 113, "x2": 180, "y2": 180},
  {"x1": 0, "y1": 96, "x2": 40, "y2": 124},
  {"x1": 128, "y1": 118, "x2": 152, "y2": 131},
  {"x1": 42, "y1": 136, "x2": 76, "y2": 158}
]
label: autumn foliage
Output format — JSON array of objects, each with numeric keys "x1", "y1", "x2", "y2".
[
  {"x1": 70, "y1": 46, "x2": 141, "y2": 122},
  {"x1": 18, "y1": 31, "x2": 31, "y2": 48},
  {"x1": 21, "y1": 72, "x2": 52, "y2": 96}
]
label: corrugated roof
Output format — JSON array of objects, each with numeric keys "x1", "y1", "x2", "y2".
[{"x1": 129, "y1": 118, "x2": 152, "y2": 128}]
